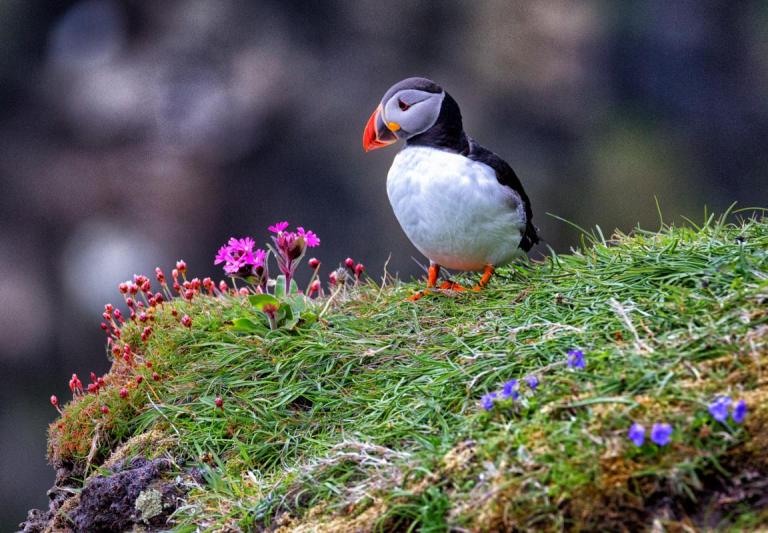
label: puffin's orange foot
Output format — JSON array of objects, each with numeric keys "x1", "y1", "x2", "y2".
[
  {"x1": 407, "y1": 289, "x2": 432, "y2": 301},
  {"x1": 439, "y1": 280, "x2": 467, "y2": 291},
  {"x1": 471, "y1": 265, "x2": 495, "y2": 291}
]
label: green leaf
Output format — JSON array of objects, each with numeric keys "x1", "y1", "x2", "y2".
[
  {"x1": 248, "y1": 294, "x2": 280, "y2": 311},
  {"x1": 230, "y1": 318, "x2": 262, "y2": 333},
  {"x1": 274, "y1": 276, "x2": 300, "y2": 298}
]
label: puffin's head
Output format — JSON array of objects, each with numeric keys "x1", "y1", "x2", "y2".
[{"x1": 363, "y1": 77, "x2": 445, "y2": 152}]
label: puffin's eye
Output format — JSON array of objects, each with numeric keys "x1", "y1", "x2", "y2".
[{"x1": 398, "y1": 99, "x2": 411, "y2": 111}]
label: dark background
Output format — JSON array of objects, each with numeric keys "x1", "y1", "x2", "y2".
[{"x1": 1, "y1": 1, "x2": 767, "y2": 528}]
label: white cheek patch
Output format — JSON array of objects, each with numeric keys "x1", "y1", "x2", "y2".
[{"x1": 383, "y1": 91, "x2": 445, "y2": 138}]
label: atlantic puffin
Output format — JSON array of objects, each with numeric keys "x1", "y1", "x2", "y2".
[{"x1": 363, "y1": 77, "x2": 539, "y2": 300}]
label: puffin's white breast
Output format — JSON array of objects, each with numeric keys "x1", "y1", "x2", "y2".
[{"x1": 386, "y1": 146, "x2": 526, "y2": 271}]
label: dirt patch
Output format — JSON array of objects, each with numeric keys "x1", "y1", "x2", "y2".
[
  {"x1": 70, "y1": 458, "x2": 183, "y2": 532},
  {"x1": 19, "y1": 458, "x2": 189, "y2": 533}
]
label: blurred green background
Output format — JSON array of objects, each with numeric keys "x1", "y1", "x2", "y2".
[{"x1": 1, "y1": 1, "x2": 767, "y2": 529}]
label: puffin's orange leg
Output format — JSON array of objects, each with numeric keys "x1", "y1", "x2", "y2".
[
  {"x1": 472, "y1": 265, "x2": 495, "y2": 291},
  {"x1": 407, "y1": 263, "x2": 440, "y2": 301},
  {"x1": 439, "y1": 280, "x2": 467, "y2": 291}
]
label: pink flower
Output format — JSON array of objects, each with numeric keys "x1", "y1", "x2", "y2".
[
  {"x1": 297, "y1": 227, "x2": 320, "y2": 247},
  {"x1": 214, "y1": 237, "x2": 266, "y2": 276},
  {"x1": 268, "y1": 221, "x2": 290, "y2": 233}
]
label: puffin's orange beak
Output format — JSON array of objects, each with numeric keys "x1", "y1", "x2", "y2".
[{"x1": 363, "y1": 104, "x2": 398, "y2": 152}]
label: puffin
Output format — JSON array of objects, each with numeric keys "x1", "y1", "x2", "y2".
[{"x1": 362, "y1": 77, "x2": 539, "y2": 300}]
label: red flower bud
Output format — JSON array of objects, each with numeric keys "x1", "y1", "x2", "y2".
[
  {"x1": 329, "y1": 272, "x2": 338, "y2": 285},
  {"x1": 136, "y1": 375, "x2": 144, "y2": 384},
  {"x1": 219, "y1": 280, "x2": 228, "y2": 293},
  {"x1": 154, "y1": 293, "x2": 164, "y2": 303},
  {"x1": 152, "y1": 372, "x2": 160, "y2": 381},
  {"x1": 214, "y1": 396, "x2": 223, "y2": 409},
  {"x1": 308, "y1": 258, "x2": 320, "y2": 269},
  {"x1": 50, "y1": 395, "x2": 58, "y2": 407},
  {"x1": 309, "y1": 279, "x2": 321, "y2": 295},
  {"x1": 119, "y1": 282, "x2": 128, "y2": 294},
  {"x1": 97, "y1": 377, "x2": 105, "y2": 388},
  {"x1": 119, "y1": 388, "x2": 128, "y2": 399},
  {"x1": 126, "y1": 298, "x2": 134, "y2": 308},
  {"x1": 100, "y1": 405, "x2": 109, "y2": 414},
  {"x1": 345, "y1": 257, "x2": 355, "y2": 269},
  {"x1": 145, "y1": 361, "x2": 153, "y2": 368},
  {"x1": 155, "y1": 267, "x2": 166, "y2": 284},
  {"x1": 104, "y1": 304, "x2": 114, "y2": 314},
  {"x1": 87, "y1": 383, "x2": 98, "y2": 394},
  {"x1": 184, "y1": 289, "x2": 194, "y2": 301},
  {"x1": 176, "y1": 260, "x2": 187, "y2": 273},
  {"x1": 354, "y1": 263, "x2": 365, "y2": 278},
  {"x1": 181, "y1": 315, "x2": 192, "y2": 328},
  {"x1": 139, "y1": 312, "x2": 148, "y2": 323},
  {"x1": 114, "y1": 309, "x2": 123, "y2": 320},
  {"x1": 100, "y1": 322, "x2": 108, "y2": 331},
  {"x1": 90, "y1": 372, "x2": 97, "y2": 383}
]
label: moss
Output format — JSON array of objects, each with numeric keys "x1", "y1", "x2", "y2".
[{"x1": 39, "y1": 214, "x2": 768, "y2": 530}]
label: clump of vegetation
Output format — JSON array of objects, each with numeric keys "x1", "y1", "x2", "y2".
[{"x1": 44, "y1": 213, "x2": 768, "y2": 531}]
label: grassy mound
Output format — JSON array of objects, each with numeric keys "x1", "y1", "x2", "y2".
[{"x1": 47, "y1": 214, "x2": 768, "y2": 531}]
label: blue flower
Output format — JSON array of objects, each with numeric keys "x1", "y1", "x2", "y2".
[
  {"x1": 732, "y1": 399, "x2": 747, "y2": 424},
  {"x1": 650, "y1": 423, "x2": 672, "y2": 446},
  {"x1": 708, "y1": 396, "x2": 732, "y2": 423},
  {"x1": 525, "y1": 375, "x2": 539, "y2": 391},
  {"x1": 501, "y1": 380, "x2": 519, "y2": 400},
  {"x1": 627, "y1": 423, "x2": 645, "y2": 447},
  {"x1": 481, "y1": 392, "x2": 497, "y2": 411},
  {"x1": 567, "y1": 349, "x2": 585, "y2": 369}
]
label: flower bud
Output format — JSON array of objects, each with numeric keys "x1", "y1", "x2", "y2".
[
  {"x1": 119, "y1": 282, "x2": 128, "y2": 294},
  {"x1": 50, "y1": 395, "x2": 58, "y2": 407},
  {"x1": 214, "y1": 396, "x2": 223, "y2": 409},
  {"x1": 97, "y1": 377, "x2": 105, "y2": 388},
  {"x1": 308, "y1": 258, "x2": 320, "y2": 269},
  {"x1": 155, "y1": 267, "x2": 166, "y2": 284},
  {"x1": 136, "y1": 375, "x2": 144, "y2": 384},
  {"x1": 219, "y1": 280, "x2": 228, "y2": 293},
  {"x1": 119, "y1": 388, "x2": 128, "y2": 399},
  {"x1": 309, "y1": 279, "x2": 321, "y2": 295},
  {"x1": 354, "y1": 263, "x2": 365, "y2": 278},
  {"x1": 329, "y1": 272, "x2": 338, "y2": 286},
  {"x1": 345, "y1": 257, "x2": 355, "y2": 269},
  {"x1": 181, "y1": 315, "x2": 192, "y2": 328},
  {"x1": 100, "y1": 322, "x2": 108, "y2": 331},
  {"x1": 101, "y1": 405, "x2": 109, "y2": 414},
  {"x1": 152, "y1": 372, "x2": 160, "y2": 381},
  {"x1": 90, "y1": 372, "x2": 97, "y2": 383},
  {"x1": 104, "y1": 304, "x2": 114, "y2": 314},
  {"x1": 139, "y1": 312, "x2": 148, "y2": 323},
  {"x1": 176, "y1": 260, "x2": 187, "y2": 273},
  {"x1": 87, "y1": 383, "x2": 98, "y2": 394}
]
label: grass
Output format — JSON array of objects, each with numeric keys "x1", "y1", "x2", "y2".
[{"x1": 48, "y1": 212, "x2": 768, "y2": 531}]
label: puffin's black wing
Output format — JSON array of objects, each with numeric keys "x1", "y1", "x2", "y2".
[{"x1": 465, "y1": 138, "x2": 540, "y2": 252}]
